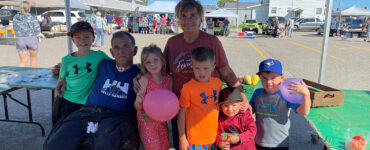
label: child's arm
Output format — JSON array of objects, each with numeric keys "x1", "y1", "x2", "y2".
[
  {"x1": 289, "y1": 80, "x2": 311, "y2": 116},
  {"x1": 134, "y1": 76, "x2": 148, "y2": 111},
  {"x1": 55, "y1": 76, "x2": 66, "y2": 98},
  {"x1": 231, "y1": 109, "x2": 257, "y2": 145},
  {"x1": 178, "y1": 107, "x2": 189, "y2": 150}
]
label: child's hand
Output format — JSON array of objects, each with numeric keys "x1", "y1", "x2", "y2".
[
  {"x1": 179, "y1": 138, "x2": 189, "y2": 150},
  {"x1": 56, "y1": 77, "x2": 66, "y2": 98},
  {"x1": 134, "y1": 94, "x2": 144, "y2": 110},
  {"x1": 133, "y1": 74, "x2": 142, "y2": 94},
  {"x1": 288, "y1": 80, "x2": 310, "y2": 97},
  {"x1": 219, "y1": 141, "x2": 230, "y2": 150},
  {"x1": 228, "y1": 135, "x2": 241, "y2": 144},
  {"x1": 240, "y1": 93, "x2": 253, "y2": 114},
  {"x1": 51, "y1": 63, "x2": 60, "y2": 75}
]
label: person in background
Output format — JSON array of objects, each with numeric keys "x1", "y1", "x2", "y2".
[
  {"x1": 153, "y1": 17, "x2": 158, "y2": 34},
  {"x1": 284, "y1": 19, "x2": 289, "y2": 38},
  {"x1": 207, "y1": 18, "x2": 214, "y2": 35},
  {"x1": 114, "y1": 16, "x2": 123, "y2": 29},
  {"x1": 105, "y1": 11, "x2": 113, "y2": 35},
  {"x1": 142, "y1": 15, "x2": 148, "y2": 34},
  {"x1": 12, "y1": 1, "x2": 41, "y2": 67},
  {"x1": 202, "y1": 19, "x2": 207, "y2": 32},
  {"x1": 223, "y1": 18, "x2": 230, "y2": 37},
  {"x1": 161, "y1": 15, "x2": 167, "y2": 34},
  {"x1": 365, "y1": 17, "x2": 370, "y2": 42},
  {"x1": 166, "y1": 15, "x2": 172, "y2": 33},
  {"x1": 94, "y1": 12, "x2": 106, "y2": 47},
  {"x1": 156, "y1": 15, "x2": 161, "y2": 34},
  {"x1": 288, "y1": 18, "x2": 294, "y2": 38}
]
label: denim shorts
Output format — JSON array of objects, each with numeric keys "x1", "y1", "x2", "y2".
[{"x1": 16, "y1": 36, "x2": 38, "y2": 51}]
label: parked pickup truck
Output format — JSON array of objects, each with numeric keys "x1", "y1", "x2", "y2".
[{"x1": 341, "y1": 18, "x2": 366, "y2": 37}]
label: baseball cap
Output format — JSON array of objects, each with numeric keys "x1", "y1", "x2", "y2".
[
  {"x1": 218, "y1": 87, "x2": 243, "y2": 105},
  {"x1": 67, "y1": 21, "x2": 94, "y2": 37},
  {"x1": 257, "y1": 59, "x2": 283, "y2": 75}
]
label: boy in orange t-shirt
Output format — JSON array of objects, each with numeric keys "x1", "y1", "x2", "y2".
[{"x1": 178, "y1": 46, "x2": 222, "y2": 150}]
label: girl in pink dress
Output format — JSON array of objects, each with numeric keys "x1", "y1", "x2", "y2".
[{"x1": 134, "y1": 45, "x2": 172, "y2": 150}]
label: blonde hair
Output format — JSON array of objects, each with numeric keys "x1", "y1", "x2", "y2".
[
  {"x1": 140, "y1": 45, "x2": 167, "y2": 75},
  {"x1": 20, "y1": 1, "x2": 31, "y2": 14}
]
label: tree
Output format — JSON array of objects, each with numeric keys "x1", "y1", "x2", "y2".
[
  {"x1": 217, "y1": 0, "x2": 236, "y2": 8},
  {"x1": 142, "y1": 0, "x2": 148, "y2": 5}
]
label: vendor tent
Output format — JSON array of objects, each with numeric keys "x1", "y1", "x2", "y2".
[
  {"x1": 205, "y1": 9, "x2": 238, "y2": 18},
  {"x1": 0, "y1": 0, "x2": 89, "y2": 10},
  {"x1": 138, "y1": 1, "x2": 178, "y2": 13},
  {"x1": 332, "y1": 6, "x2": 370, "y2": 16}
]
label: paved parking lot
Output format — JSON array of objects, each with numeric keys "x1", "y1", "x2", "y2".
[{"x1": 0, "y1": 30, "x2": 368, "y2": 149}]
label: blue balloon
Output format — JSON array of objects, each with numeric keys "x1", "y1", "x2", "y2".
[{"x1": 280, "y1": 78, "x2": 304, "y2": 104}]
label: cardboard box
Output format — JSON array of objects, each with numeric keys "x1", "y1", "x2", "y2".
[{"x1": 303, "y1": 79, "x2": 345, "y2": 107}]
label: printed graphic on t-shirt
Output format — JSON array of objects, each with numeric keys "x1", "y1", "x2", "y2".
[
  {"x1": 173, "y1": 51, "x2": 192, "y2": 73},
  {"x1": 73, "y1": 63, "x2": 92, "y2": 74},
  {"x1": 101, "y1": 79, "x2": 129, "y2": 99},
  {"x1": 200, "y1": 90, "x2": 217, "y2": 104},
  {"x1": 256, "y1": 99, "x2": 278, "y2": 117}
]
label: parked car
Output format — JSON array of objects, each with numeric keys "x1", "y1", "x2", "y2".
[
  {"x1": 0, "y1": 9, "x2": 18, "y2": 26},
  {"x1": 341, "y1": 18, "x2": 366, "y2": 37},
  {"x1": 242, "y1": 19, "x2": 259, "y2": 33},
  {"x1": 36, "y1": 10, "x2": 86, "y2": 24},
  {"x1": 262, "y1": 16, "x2": 285, "y2": 35},
  {"x1": 295, "y1": 18, "x2": 324, "y2": 31}
]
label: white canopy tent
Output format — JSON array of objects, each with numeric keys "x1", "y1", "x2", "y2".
[
  {"x1": 138, "y1": 1, "x2": 178, "y2": 13},
  {"x1": 205, "y1": 9, "x2": 238, "y2": 18},
  {"x1": 332, "y1": 6, "x2": 370, "y2": 16}
]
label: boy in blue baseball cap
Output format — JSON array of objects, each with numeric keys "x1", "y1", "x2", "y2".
[{"x1": 250, "y1": 58, "x2": 311, "y2": 150}]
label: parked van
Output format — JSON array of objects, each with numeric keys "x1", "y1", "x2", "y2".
[{"x1": 37, "y1": 10, "x2": 86, "y2": 24}]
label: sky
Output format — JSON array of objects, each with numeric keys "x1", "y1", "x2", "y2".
[{"x1": 148, "y1": 0, "x2": 370, "y2": 10}]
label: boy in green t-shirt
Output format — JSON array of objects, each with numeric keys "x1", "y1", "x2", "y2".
[{"x1": 52, "y1": 21, "x2": 110, "y2": 125}]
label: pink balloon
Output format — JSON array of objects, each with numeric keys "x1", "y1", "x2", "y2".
[
  {"x1": 280, "y1": 78, "x2": 303, "y2": 104},
  {"x1": 143, "y1": 89, "x2": 179, "y2": 122}
]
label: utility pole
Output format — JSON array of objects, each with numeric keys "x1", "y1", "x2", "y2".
[
  {"x1": 319, "y1": 0, "x2": 333, "y2": 84},
  {"x1": 236, "y1": 0, "x2": 239, "y2": 32},
  {"x1": 336, "y1": 0, "x2": 341, "y2": 36}
]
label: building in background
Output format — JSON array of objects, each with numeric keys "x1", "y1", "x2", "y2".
[
  {"x1": 203, "y1": 4, "x2": 217, "y2": 13},
  {"x1": 224, "y1": 2, "x2": 259, "y2": 26},
  {"x1": 224, "y1": 0, "x2": 325, "y2": 25},
  {"x1": 252, "y1": 0, "x2": 325, "y2": 23}
]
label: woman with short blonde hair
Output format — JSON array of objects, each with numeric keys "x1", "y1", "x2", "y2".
[
  {"x1": 19, "y1": 1, "x2": 30, "y2": 14},
  {"x1": 13, "y1": 1, "x2": 41, "y2": 67}
]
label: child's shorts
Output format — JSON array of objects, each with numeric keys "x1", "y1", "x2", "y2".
[{"x1": 189, "y1": 143, "x2": 216, "y2": 150}]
